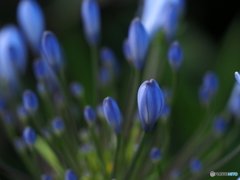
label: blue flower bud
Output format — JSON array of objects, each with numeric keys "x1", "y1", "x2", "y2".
[
  {"x1": 123, "y1": 39, "x2": 132, "y2": 61},
  {"x1": 23, "y1": 127, "x2": 37, "y2": 145},
  {"x1": 168, "y1": 41, "x2": 183, "y2": 71},
  {"x1": 42, "y1": 31, "x2": 64, "y2": 71},
  {"x1": 190, "y1": 158, "x2": 202, "y2": 173},
  {"x1": 17, "y1": 105, "x2": 28, "y2": 122},
  {"x1": 65, "y1": 169, "x2": 77, "y2": 180},
  {"x1": 41, "y1": 174, "x2": 52, "y2": 180},
  {"x1": 81, "y1": 0, "x2": 101, "y2": 45},
  {"x1": 100, "y1": 47, "x2": 120, "y2": 76},
  {"x1": 235, "y1": 72, "x2": 240, "y2": 85},
  {"x1": 33, "y1": 59, "x2": 48, "y2": 80},
  {"x1": 202, "y1": 72, "x2": 218, "y2": 93},
  {"x1": 128, "y1": 18, "x2": 149, "y2": 69},
  {"x1": 213, "y1": 117, "x2": 227, "y2": 135},
  {"x1": 14, "y1": 138, "x2": 26, "y2": 151},
  {"x1": 0, "y1": 25, "x2": 27, "y2": 87},
  {"x1": 142, "y1": 0, "x2": 182, "y2": 38},
  {"x1": 52, "y1": 117, "x2": 65, "y2": 133},
  {"x1": 23, "y1": 90, "x2": 38, "y2": 112},
  {"x1": 84, "y1": 106, "x2": 96, "y2": 122},
  {"x1": 150, "y1": 147, "x2": 162, "y2": 162},
  {"x1": 102, "y1": 97, "x2": 123, "y2": 134},
  {"x1": 228, "y1": 83, "x2": 240, "y2": 119},
  {"x1": 70, "y1": 82, "x2": 84, "y2": 98},
  {"x1": 17, "y1": 0, "x2": 45, "y2": 53},
  {"x1": 138, "y1": 79, "x2": 165, "y2": 132},
  {"x1": 100, "y1": 47, "x2": 116, "y2": 67},
  {"x1": 163, "y1": 3, "x2": 179, "y2": 41}
]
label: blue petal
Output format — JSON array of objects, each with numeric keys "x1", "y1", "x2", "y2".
[
  {"x1": 138, "y1": 79, "x2": 165, "y2": 132},
  {"x1": 235, "y1": 72, "x2": 240, "y2": 85},
  {"x1": 65, "y1": 169, "x2": 77, "y2": 180},
  {"x1": 81, "y1": 0, "x2": 101, "y2": 45},
  {"x1": 84, "y1": 106, "x2": 96, "y2": 122},
  {"x1": 142, "y1": 0, "x2": 182, "y2": 38},
  {"x1": 17, "y1": 0, "x2": 45, "y2": 53},
  {"x1": 103, "y1": 97, "x2": 122, "y2": 134},
  {"x1": 123, "y1": 39, "x2": 132, "y2": 61},
  {"x1": 0, "y1": 25, "x2": 27, "y2": 87},
  {"x1": 128, "y1": 18, "x2": 149, "y2": 70},
  {"x1": 23, "y1": 127, "x2": 37, "y2": 145},
  {"x1": 42, "y1": 31, "x2": 64, "y2": 72}
]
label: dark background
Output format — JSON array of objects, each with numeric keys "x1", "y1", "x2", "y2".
[{"x1": 1, "y1": 0, "x2": 240, "y2": 179}]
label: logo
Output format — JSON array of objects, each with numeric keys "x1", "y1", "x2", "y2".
[{"x1": 210, "y1": 171, "x2": 215, "y2": 177}]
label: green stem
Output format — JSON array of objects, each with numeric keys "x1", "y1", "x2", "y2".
[
  {"x1": 162, "y1": 122, "x2": 170, "y2": 154},
  {"x1": 123, "y1": 69, "x2": 140, "y2": 142},
  {"x1": 123, "y1": 132, "x2": 148, "y2": 180},
  {"x1": 91, "y1": 46, "x2": 98, "y2": 108},
  {"x1": 30, "y1": 112, "x2": 42, "y2": 133},
  {"x1": 18, "y1": 152, "x2": 36, "y2": 178},
  {"x1": 170, "y1": 71, "x2": 178, "y2": 105},
  {"x1": 30, "y1": 147, "x2": 42, "y2": 179},
  {"x1": 155, "y1": 163, "x2": 162, "y2": 179},
  {"x1": 121, "y1": 69, "x2": 134, "y2": 110},
  {"x1": 57, "y1": 133, "x2": 80, "y2": 175},
  {"x1": 111, "y1": 135, "x2": 122, "y2": 179},
  {"x1": 89, "y1": 124, "x2": 107, "y2": 177}
]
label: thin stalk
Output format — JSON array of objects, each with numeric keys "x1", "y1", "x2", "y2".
[
  {"x1": 160, "y1": 71, "x2": 178, "y2": 154},
  {"x1": 162, "y1": 121, "x2": 170, "y2": 154},
  {"x1": 58, "y1": 70, "x2": 79, "y2": 140},
  {"x1": 123, "y1": 69, "x2": 140, "y2": 142},
  {"x1": 89, "y1": 124, "x2": 107, "y2": 178},
  {"x1": 91, "y1": 46, "x2": 98, "y2": 108},
  {"x1": 18, "y1": 152, "x2": 36, "y2": 178},
  {"x1": 122, "y1": 69, "x2": 134, "y2": 111},
  {"x1": 123, "y1": 132, "x2": 149, "y2": 180},
  {"x1": 30, "y1": 147, "x2": 42, "y2": 179},
  {"x1": 111, "y1": 135, "x2": 122, "y2": 179},
  {"x1": 56, "y1": 133, "x2": 80, "y2": 175},
  {"x1": 170, "y1": 71, "x2": 178, "y2": 105},
  {"x1": 30, "y1": 112, "x2": 42, "y2": 132},
  {"x1": 155, "y1": 163, "x2": 162, "y2": 179}
]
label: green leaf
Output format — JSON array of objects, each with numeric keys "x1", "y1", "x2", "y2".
[{"x1": 34, "y1": 137, "x2": 64, "y2": 175}]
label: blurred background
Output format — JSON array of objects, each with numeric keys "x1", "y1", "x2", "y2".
[{"x1": 1, "y1": 0, "x2": 240, "y2": 179}]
